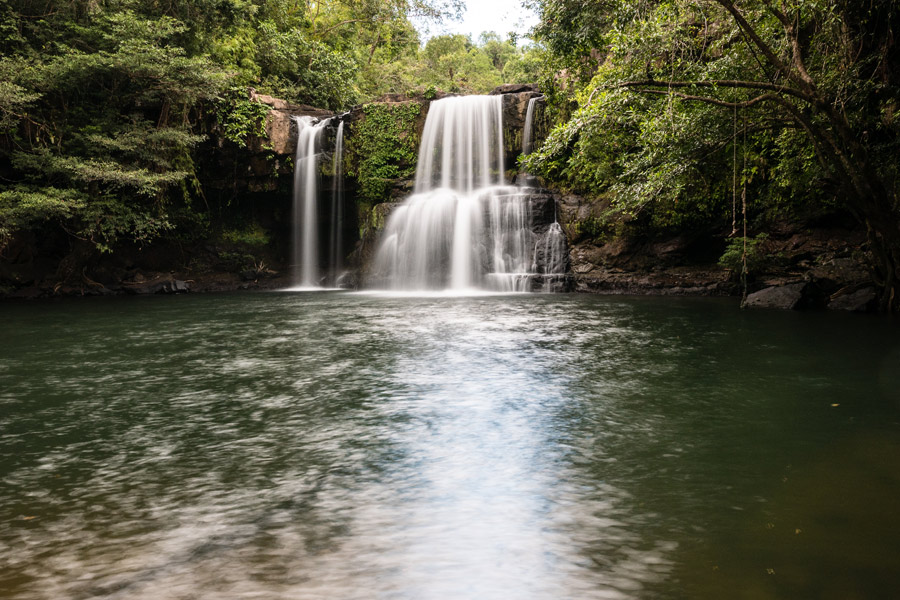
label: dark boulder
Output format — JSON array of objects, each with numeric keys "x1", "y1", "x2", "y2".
[
  {"x1": 828, "y1": 287, "x2": 876, "y2": 312},
  {"x1": 744, "y1": 282, "x2": 807, "y2": 309},
  {"x1": 124, "y1": 278, "x2": 190, "y2": 295}
]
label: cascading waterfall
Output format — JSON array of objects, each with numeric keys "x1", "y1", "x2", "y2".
[
  {"x1": 536, "y1": 222, "x2": 568, "y2": 292},
  {"x1": 522, "y1": 95, "x2": 568, "y2": 292},
  {"x1": 414, "y1": 96, "x2": 504, "y2": 193},
  {"x1": 291, "y1": 116, "x2": 329, "y2": 288},
  {"x1": 329, "y1": 120, "x2": 345, "y2": 284},
  {"x1": 372, "y1": 95, "x2": 537, "y2": 292}
]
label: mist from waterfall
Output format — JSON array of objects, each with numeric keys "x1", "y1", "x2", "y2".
[{"x1": 372, "y1": 96, "x2": 538, "y2": 292}]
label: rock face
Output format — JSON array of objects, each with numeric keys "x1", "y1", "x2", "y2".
[
  {"x1": 500, "y1": 91, "x2": 548, "y2": 182},
  {"x1": 553, "y1": 179, "x2": 876, "y2": 305},
  {"x1": 744, "y1": 283, "x2": 808, "y2": 309},
  {"x1": 123, "y1": 277, "x2": 191, "y2": 295},
  {"x1": 490, "y1": 83, "x2": 540, "y2": 95},
  {"x1": 250, "y1": 90, "x2": 335, "y2": 156},
  {"x1": 828, "y1": 287, "x2": 876, "y2": 312}
]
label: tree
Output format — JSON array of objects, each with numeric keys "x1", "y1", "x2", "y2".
[
  {"x1": 528, "y1": 0, "x2": 900, "y2": 311},
  {"x1": 0, "y1": 0, "x2": 463, "y2": 271}
]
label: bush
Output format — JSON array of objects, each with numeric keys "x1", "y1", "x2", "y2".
[{"x1": 718, "y1": 233, "x2": 771, "y2": 277}]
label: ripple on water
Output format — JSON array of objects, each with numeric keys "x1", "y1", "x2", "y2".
[{"x1": 1, "y1": 293, "x2": 899, "y2": 599}]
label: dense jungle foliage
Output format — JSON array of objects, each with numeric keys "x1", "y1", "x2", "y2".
[
  {"x1": 1, "y1": 0, "x2": 898, "y2": 310},
  {"x1": 0, "y1": 0, "x2": 538, "y2": 263},
  {"x1": 523, "y1": 0, "x2": 899, "y2": 310}
]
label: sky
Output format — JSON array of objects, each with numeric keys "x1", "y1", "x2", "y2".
[{"x1": 415, "y1": 0, "x2": 539, "y2": 43}]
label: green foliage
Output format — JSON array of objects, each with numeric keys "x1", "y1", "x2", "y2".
[
  {"x1": 525, "y1": 0, "x2": 900, "y2": 245},
  {"x1": 719, "y1": 233, "x2": 771, "y2": 277},
  {"x1": 0, "y1": 0, "x2": 464, "y2": 261},
  {"x1": 501, "y1": 45, "x2": 545, "y2": 85},
  {"x1": 569, "y1": 215, "x2": 609, "y2": 244},
  {"x1": 216, "y1": 86, "x2": 272, "y2": 145},
  {"x1": 217, "y1": 251, "x2": 257, "y2": 272},
  {"x1": 417, "y1": 33, "x2": 507, "y2": 93},
  {"x1": 221, "y1": 223, "x2": 271, "y2": 247},
  {"x1": 78, "y1": 198, "x2": 173, "y2": 253},
  {"x1": 348, "y1": 102, "x2": 421, "y2": 203},
  {"x1": 357, "y1": 31, "x2": 533, "y2": 97},
  {"x1": 0, "y1": 186, "x2": 86, "y2": 251},
  {"x1": 0, "y1": 6, "x2": 222, "y2": 253}
]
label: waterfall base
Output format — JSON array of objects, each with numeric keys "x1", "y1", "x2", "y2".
[{"x1": 370, "y1": 186, "x2": 570, "y2": 293}]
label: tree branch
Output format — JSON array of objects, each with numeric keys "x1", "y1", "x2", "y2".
[
  {"x1": 629, "y1": 88, "x2": 782, "y2": 109},
  {"x1": 706, "y1": 0, "x2": 815, "y2": 94},
  {"x1": 618, "y1": 78, "x2": 815, "y2": 104},
  {"x1": 315, "y1": 18, "x2": 368, "y2": 36},
  {"x1": 761, "y1": 0, "x2": 817, "y2": 90}
]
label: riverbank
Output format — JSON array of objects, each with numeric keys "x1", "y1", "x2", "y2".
[
  {"x1": 1, "y1": 220, "x2": 874, "y2": 313},
  {"x1": 563, "y1": 221, "x2": 873, "y2": 311}
]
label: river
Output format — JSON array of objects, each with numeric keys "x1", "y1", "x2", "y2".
[{"x1": 2, "y1": 292, "x2": 899, "y2": 599}]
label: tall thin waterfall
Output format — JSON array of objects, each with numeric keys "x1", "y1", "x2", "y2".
[
  {"x1": 522, "y1": 96, "x2": 541, "y2": 156},
  {"x1": 291, "y1": 116, "x2": 328, "y2": 288},
  {"x1": 518, "y1": 95, "x2": 542, "y2": 184},
  {"x1": 372, "y1": 95, "x2": 536, "y2": 292},
  {"x1": 329, "y1": 121, "x2": 345, "y2": 282}
]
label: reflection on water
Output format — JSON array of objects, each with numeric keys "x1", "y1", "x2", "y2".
[{"x1": 1, "y1": 293, "x2": 899, "y2": 599}]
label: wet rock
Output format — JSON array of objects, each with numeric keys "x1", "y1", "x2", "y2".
[
  {"x1": 828, "y1": 287, "x2": 876, "y2": 312},
  {"x1": 124, "y1": 278, "x2": 190, "y2": 295},
  {"x1": 499, "y1": 91, "x2": 546, "y2": 173},
  {"x1": 809, "y1": 257, "x2": 870, "y2": 293},
  {"x1": 248, "y1": 89, "x2": 334, "y2": 155},
  {"x1": 490, "y1": 83, "x2": 540, "y2": 95},
  {"x1": 744, "y1": 283, "x2": 807, "y2": 309}
]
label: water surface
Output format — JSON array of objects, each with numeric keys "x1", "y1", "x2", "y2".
[{"x1": 2, "y1": 292, "x2": 899, "y2": 599}]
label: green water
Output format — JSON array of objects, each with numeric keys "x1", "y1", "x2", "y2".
[{"x1": 1, "y1": 292, "x2": 899, "y2": 599}]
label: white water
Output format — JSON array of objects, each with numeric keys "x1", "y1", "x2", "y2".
[
  {"x1": 373, "y1": 96, "x2": 539, "y2": 292},
  {"x1": 291, "y1": 116, "x2": 329, "y2": 287},
  {"x1": 329, "y1": 121, "x2": 345, "y2": 284},
  {"x1": 522, "y1": 96, "x2": 541, "y2": 156},
  {"x1": 518, "y1": 95, "x2": 543, "y2": 185},
  {"x1": 415, "y1": 96, "x2": 504, "y2": 194},
  {"x1": 537, "y1": 222, "x2": 567, "y2": 292}
]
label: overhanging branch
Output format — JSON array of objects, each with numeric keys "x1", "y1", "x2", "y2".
[
  {"x1": 630, "y1": 89, "x2": 781, "y2": 109},
  {"x1": 705, "y1": 0, "x2": 816, "y2": 94},
  {"x1": 618, "y1": 78, "x2": 815, "y2": 104}
]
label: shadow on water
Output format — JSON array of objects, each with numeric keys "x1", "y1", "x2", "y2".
[{"x1": 1, "y1": 292, "x2": 898, "y2": 599}]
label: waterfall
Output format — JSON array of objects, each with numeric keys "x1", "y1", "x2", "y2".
[
  {"x1": 329, "y1": 120, "x2": 345, "y2": 284},
  {"x1": 537, "y1": 222, "x2": 568, "y2": 292},
  {"x1": 291, "y1": 116, "x2": 328, "y2": 288},
  {"x1": 414, "y1": 96, "x2": 504, "y2": 194},
  {"x1": 519, "y1": 95, "x2": 542, "y2": 185},
  {"x1": 372, "y1": 95, "x2": 537, "y2": 292},
  {"x1": 522, "y1": 96, "x2": 541, "y2": 156}
]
